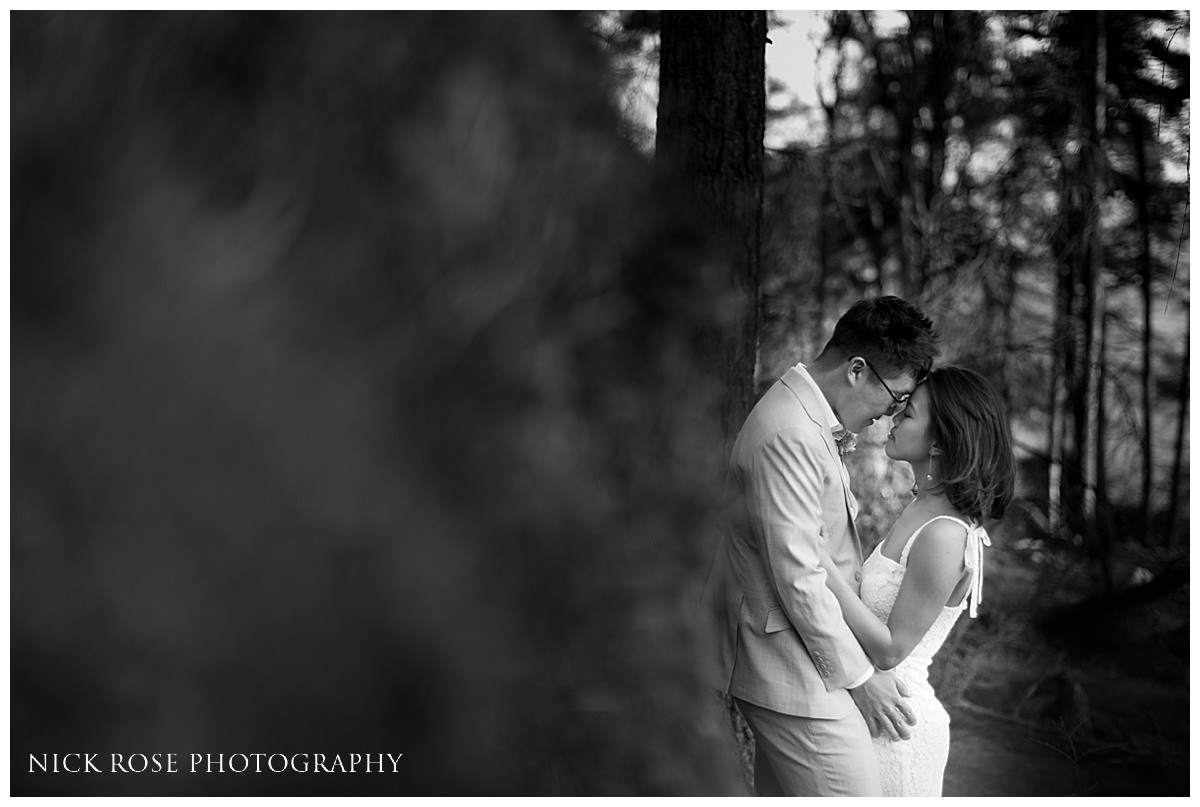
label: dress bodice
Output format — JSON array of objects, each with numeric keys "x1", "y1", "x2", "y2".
[
  {"x1": 859, "y1": 515, "x2": 990, "y2": 679},
  {"x1": 859, "y1": 514, "x2": 990, "y2": 796}
]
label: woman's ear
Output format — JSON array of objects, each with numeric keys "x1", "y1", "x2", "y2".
[{"x1": 929, "y1": 442, "x2": 943, "y2": 457}]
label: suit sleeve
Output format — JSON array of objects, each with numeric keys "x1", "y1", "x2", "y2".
[{"x1": 745, "y1": 427, "x2": 872, "y2": 691}]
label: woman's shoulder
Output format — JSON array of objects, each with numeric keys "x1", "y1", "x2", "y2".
[
  {"x1": 920, "y1": 512, "x2": 973, "y2": 537},
  {"x1": 901, "y1": 512, "x2": 973, "y2": 563}
]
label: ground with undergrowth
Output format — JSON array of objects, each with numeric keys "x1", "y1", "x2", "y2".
[{"x1": 936, "y1": 533, "x2": 1189, "y2": 796}]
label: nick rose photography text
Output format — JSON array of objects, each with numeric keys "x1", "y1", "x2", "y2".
[{"x1": 29, "y1": 753, "x2": 405, "y2": 774}]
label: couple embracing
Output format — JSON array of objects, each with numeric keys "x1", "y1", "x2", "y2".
[{"x1": 702, "y1": 296, "x2": 1015, "y2": 797}]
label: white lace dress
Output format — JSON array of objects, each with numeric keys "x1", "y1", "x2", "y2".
[{"x1": 859, "y1": 514, "x2": 990, "y2": 797}]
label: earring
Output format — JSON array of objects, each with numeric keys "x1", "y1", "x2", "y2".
[{"x1": 915, "y1": 451, "x2": 936, "y2": 498}]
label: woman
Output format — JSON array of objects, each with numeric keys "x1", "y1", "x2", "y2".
[{"x1": 820, "y1": 365, "x2": 1015, "y2": 796}]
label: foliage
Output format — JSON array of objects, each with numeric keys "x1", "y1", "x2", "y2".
[
  {"x1": 597, "y1": 0, "x2": 1190, "y2": 638},
  {"x1": 756, "y1": 11, "x2": 1190, "y2": 557}
]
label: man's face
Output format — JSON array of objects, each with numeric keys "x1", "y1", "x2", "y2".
[{"x1": 840, "y1": 357, "x2": 918, "y2": 434}]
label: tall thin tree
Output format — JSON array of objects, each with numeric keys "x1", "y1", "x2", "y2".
[
  {"x1": 1134, "y1": 108, "x2": 1156, "y2": 544},
  {"x1": 1166, "y1": 319, "x2": 1189, "y2": 543},
  {"x1": 1082, "y1": 11, "x2": 1107, "y2": 577}
]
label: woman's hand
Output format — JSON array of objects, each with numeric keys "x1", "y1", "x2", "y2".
[{"x1": 819, "y1": 545, "x2": 845, "y2": 585}]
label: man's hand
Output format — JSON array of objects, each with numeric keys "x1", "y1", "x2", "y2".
[{"x1": 849, "y1": 669, "x2": 916, "y2": 740}]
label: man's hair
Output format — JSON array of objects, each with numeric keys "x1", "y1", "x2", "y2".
[
  {"x1": 925, "y1": 365, "x2": 1016, "y2": 523},
  {"x1": 824, "y1": 296, "x2": 940, "y2": 380}
]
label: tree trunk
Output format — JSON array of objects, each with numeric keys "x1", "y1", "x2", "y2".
[
  {"x1": 926, "y1": 12, "x2": 949, "y2": 223},
  {"x1": 656, "y1": 13, "x2": 765, "y2": 790},
  {"x1": 656, "y1": 11, "x2": 766, "y2": 448},
  {"x1": 1051, "y1": 153, "x2": 1080, "y2": 540},
  {"x1": 911, "y1": 10, "x2": 950, "y2": 298},
  {"x1": 1055, "y1": 11, "x2": 1103, "y2": 543},
  {"x1": 1000, "y1": 146, "x2": 1025, "y2": 419},
  {"x1": 1075, "y1": 11, "x2": 1099, "y2": 533},
  {"x1": 1166, "y1": 322, "x2": 1189, "y2": 543},
  {"x1": 1082, "y1": 11, "x2": 1107, "y2": 587},
  {"x1": 1133, "y1": 113, "x2": 1155, "y2": 544},
  {"x1": 893, "y1": 18, "x2": 917, "y2": 299},
  {"x1": 852, "y1": 13, "x2": 891, "y2": 298},
  {"x1": 1095, "y1": 303, "x2": 1108, "y2": 516},
  {"x1": 816, "y1": 51, "x2": 839, "y2": 351},
  {"x1": 1000, "y1": 254, "x2": 1017, "y2": 415},
  {"x1": 1048, "y1": 330, "x2": 1067, "y2": 539}
]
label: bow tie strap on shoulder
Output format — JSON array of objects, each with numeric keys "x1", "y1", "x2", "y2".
[{"x1": 962, "y1": 524, "x2": 992, "y2": 618}]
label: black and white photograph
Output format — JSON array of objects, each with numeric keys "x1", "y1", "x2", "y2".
[{"x1": 10, "y1": 9, "x2": 1191, "y2": 797}]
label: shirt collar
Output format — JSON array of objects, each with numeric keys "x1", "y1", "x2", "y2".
[{"x1": 792, "y1": 362, "x2": 846, "y2": 435}]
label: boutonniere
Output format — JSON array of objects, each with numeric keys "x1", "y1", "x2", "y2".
[{"x1": 832, "y1": 427, "x2": 857, "y2": 457}]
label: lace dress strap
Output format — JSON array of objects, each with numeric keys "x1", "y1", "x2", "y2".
[{"x1": 898, "y1": 515, "x2": 992, "y2": 618}]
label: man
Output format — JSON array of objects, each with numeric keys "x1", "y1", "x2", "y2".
[{"x1": 702, "y1": 296, "x2": 940, "y2": 796}]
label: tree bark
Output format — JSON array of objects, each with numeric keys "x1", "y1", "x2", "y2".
[
  {"x1": 816, "y1": 45, "x2": 840, "y2": 350},
  {"x1": 1054, "y1": 11, "x2": 1102, "y2": 543},
  {"x1": 1166, "y1": 322, "x2": 1189, "y2": 543},
  {"x1": 910, "y1": 10, "x2": 950, "y2": 298},
  {"x1": 656, "y1": 11, "x2": 766, "y2": 449},
  {"x1": 1075, "y1": 12, "x2": 1099, "y2": 536},
  {"x1": 1048, "y1": 334, "x2": 1067, "y2": 538},
  {"x1": 1082, "y1": 11, "x2": 1107, "y2": 586},
  {"x1": 1133, "y1": 112, "x2": 1155, "y2": 544},
  {"x1": 656, "y1": 14, "x2": 765, "y2": 790},
  {"x1": 1095, "y1": 303, "x2": 1108, "y2": 516}
]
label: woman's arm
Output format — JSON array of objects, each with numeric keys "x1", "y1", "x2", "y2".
[{"x1": 823, "y1": 521, "x2": 969, "y2": 670}]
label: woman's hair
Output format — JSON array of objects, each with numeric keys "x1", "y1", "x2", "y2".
[{"x1": 924, "y1": 366, "x2": 1015, "y2": 523}]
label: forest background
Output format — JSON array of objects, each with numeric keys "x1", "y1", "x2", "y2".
[
  {"x1": 9, "y1": 9, "x2": 1189, "y2": 798},
  {"x1": 596, "y1": 9, "x2": 1190, "y2": 796}
]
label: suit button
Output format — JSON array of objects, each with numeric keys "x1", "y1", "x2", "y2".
[{"x1": 854, "y1": 571, "x2": 862, "y2": 583}]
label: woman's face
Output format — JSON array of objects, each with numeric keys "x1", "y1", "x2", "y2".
[{"x1": 885, "y1": 383, "x2": 936, "y2": 464}]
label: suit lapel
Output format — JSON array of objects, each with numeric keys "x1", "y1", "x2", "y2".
[{"x1": 780, "y1": 367, "x2": 861, "y2": 530}]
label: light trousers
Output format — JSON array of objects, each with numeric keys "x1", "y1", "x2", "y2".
[{"x1": 735, "y1": 697, "x2": 881, "y2": 797}]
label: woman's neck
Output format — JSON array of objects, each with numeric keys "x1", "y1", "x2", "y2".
[
  {"x1": 910, "y1": 456, "x2": 942, "y2": 500},
  {"x1": 910, "y1": 484, "x2": 949, "y2": 507}
]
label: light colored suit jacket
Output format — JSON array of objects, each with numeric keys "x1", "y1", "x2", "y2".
[{"x1": 701, "y1": 365, "x2": 872, "y2": 718}]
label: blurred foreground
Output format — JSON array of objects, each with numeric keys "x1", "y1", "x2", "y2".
[{"x1": 12, "y1": 11, "x2": 744, "y2": 795}]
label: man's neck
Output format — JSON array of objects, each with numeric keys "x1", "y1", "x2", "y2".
[
  {"x1": 804, "y1": 355, "x2": 845, "y2": 426},
  {"x1": 796, "y1": 355, "x2": 844, "y2": 425}
]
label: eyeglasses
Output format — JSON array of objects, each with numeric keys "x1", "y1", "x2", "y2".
[{"x1": 862, "y1": 358, "x2": 914, "y2": 409}]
